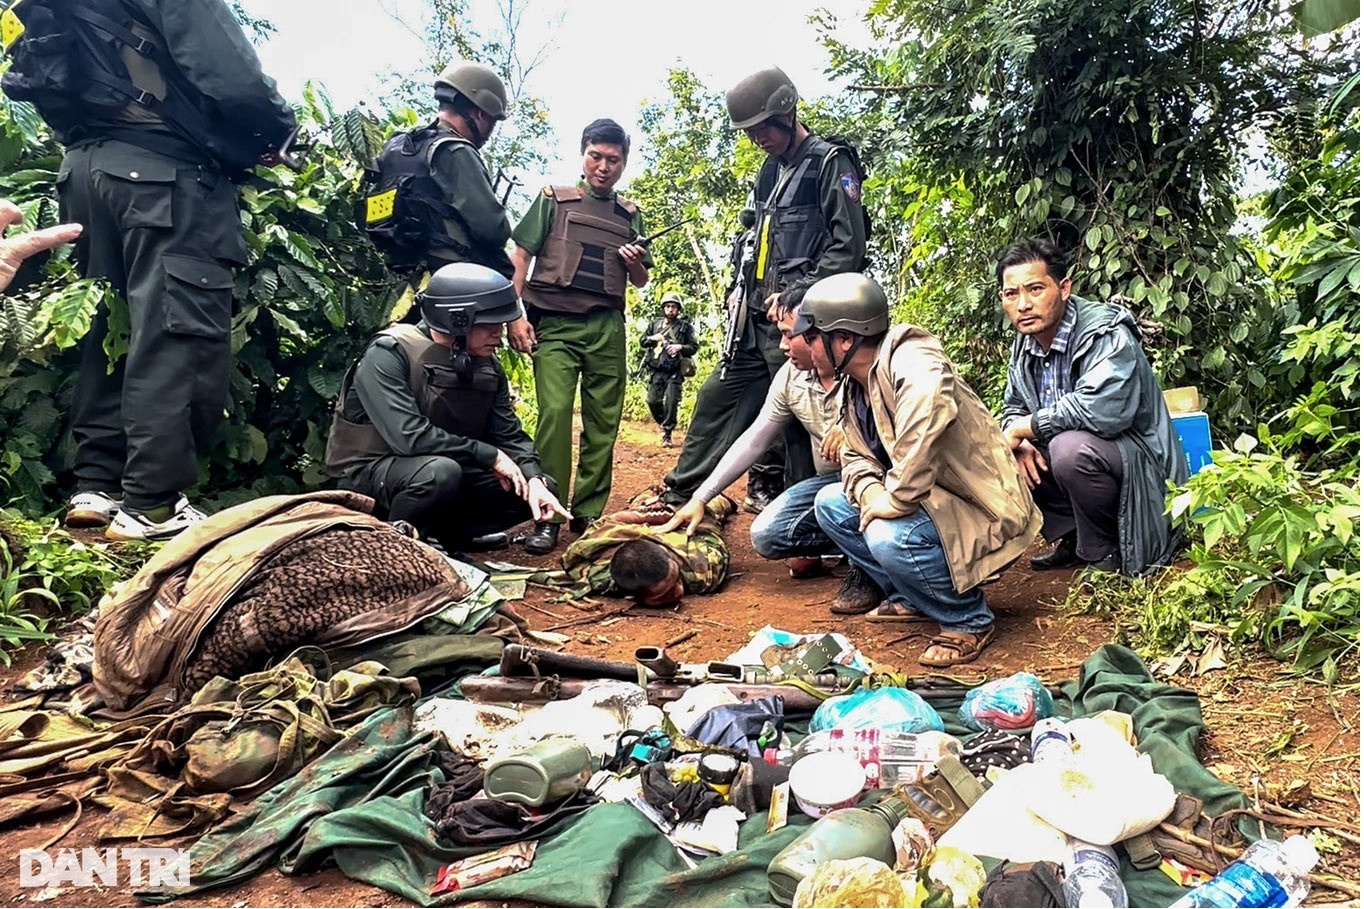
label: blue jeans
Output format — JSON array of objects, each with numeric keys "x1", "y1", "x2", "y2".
[
  {"x1": 750, "y1": 473, "x2": 842, "y2": 559},
  {"x1": 814, "y1": 483, "x2": 994, "y2": 633}
]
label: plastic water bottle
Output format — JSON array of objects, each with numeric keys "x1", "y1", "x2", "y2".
[
  {"x1": 1167, "y1": 836, "x2": 1318, "y2": 908},
  {"x1": 1064, "y1": 839, "x2": 1129, "y2": 908},
  {"x1": 1031, "y1": 716, "x2": 1075, "y2": 763}
]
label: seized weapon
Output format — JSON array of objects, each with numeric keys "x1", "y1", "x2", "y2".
[
  {"x1": 627, "y1": 216, "x2": 696, "y2": 249},
  {"x1": 275, "y1": 125, "x2": 314, "y2": 173},
  {"x1": 719, "y1": 226, "x2": 756, "y2": 379},
  {"x1": 463, "y1": 643, "x2": 994, "y2": 710}
]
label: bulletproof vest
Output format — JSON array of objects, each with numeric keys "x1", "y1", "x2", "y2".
[
  {"x1": 324, "y1": 324, "x2": 501, "y2": 477},
  {"x1": 753, "y1": 136, "x2": 839, "y2": 298},
  {"x1": 360, "y1": 124, "x2": 483, "y2": 274},
  {"x1": 1, "y1": 0, "x2": 279, "y2": 177},
  {"x1": 523, "y1": 186, "x2": 636, "y2": 315}
]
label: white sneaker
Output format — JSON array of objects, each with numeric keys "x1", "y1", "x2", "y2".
[
  {"x1": 106, "y1": 497, "x2": 208, "y2": 541},
  {"x1": 65, "y1": 491, "x2": 123, "y2": 529}
]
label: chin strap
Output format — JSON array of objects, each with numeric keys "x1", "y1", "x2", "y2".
[
  {"x1": 819, "y1": 331, "x2": 864, "y2": 377},
  {"x1": 449, "y1": 336, "x2": 473, "y2": 382}
]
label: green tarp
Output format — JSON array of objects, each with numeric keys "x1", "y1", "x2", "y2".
[{"x1": 152, "y1": 644, "x2": 1253, "y2": 907}]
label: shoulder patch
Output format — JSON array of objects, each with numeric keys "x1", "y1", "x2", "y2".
[
  {"x1": 541, "y1": 186, "x2": 554, "y2": 197},
  {"x1": 839, "y1": 172, "x2": 862, "y2": 203}
]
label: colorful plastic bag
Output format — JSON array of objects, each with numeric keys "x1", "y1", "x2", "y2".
[{"x1": 958, "y1": 672, "x2": 1054, "y2": 732}]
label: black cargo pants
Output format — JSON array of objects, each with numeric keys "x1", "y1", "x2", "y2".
[
  {"x1": 662, "y1": 311, "x2": 815, "y2": 504},
  {"x1": 58, "y1": 140, "x2": 246, "y2": 512},
  {"x1": 340, "y1": 455, "x2": 559, "y2": 548}
]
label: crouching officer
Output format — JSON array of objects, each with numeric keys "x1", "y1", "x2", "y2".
[{"x1": 324, "y1": 263, "x2": 570, "y2": 554}]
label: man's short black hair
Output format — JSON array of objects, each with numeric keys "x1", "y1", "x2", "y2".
[
  {"x1": 608, "y1": 539, "x2": 673, "y2": 596},
  {"x1": 996, "y1": 238, "x2": 1071, "y2": 285},
  {"x1": 581, "y1": 118, "x2": 630, "y2": 156},
  {"x1": 777, "y1": 284, "x2": 810, "y2": 317}
]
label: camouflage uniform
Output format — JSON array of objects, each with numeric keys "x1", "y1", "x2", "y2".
[{"x1": 562, "y1": 489, "x2": 733, "y2": 597}]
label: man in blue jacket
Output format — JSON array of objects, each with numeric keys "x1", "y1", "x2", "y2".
[{"x1": 998, "y1": 238, "x2": 1188, "y2": 575}]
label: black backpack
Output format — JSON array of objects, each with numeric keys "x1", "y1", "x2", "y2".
[
  {"x1": 358, "y1": 125, "x2": 468, "y2": 274},
  {"x1": 1, "y1": 0, "x2": 283, "y2": 178}
]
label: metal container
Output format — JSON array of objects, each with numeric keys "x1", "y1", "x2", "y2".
[{"x1": 483, "y1": 738, "x2": 593, "y2": 807}]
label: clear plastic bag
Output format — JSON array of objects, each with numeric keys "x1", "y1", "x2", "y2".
[
  {"x1": 811, "y1": 687, "x2": 945, "y2": 735},
  {"x1": 958, "y1": 672, "x2": 1055, "y2": 732}
]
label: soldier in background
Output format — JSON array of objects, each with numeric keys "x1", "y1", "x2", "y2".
[{"x1": 640, "y1": 291, "x2": 698, "y2": 447}]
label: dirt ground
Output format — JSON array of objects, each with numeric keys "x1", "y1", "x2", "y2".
[{"x1": 0, "y1": 419, "x2": 1357, "y2": 907}]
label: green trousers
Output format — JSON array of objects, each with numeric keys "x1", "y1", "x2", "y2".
[{"x1": 531, "y1": 309, "x2": 626, "y2": 520}]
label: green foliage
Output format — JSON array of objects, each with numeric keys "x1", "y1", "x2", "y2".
[
  {"x1": 0, "y1": 536, "x2": 55, "y2": 665},
  {"x1": 821, "y1": 0, "x2": 1356, "y2": 429},
  {"x1": 0, "y1": 87, "x2": 418, "y2": 513},
  {"x1": 0, "y1": 510, "x2": 154, "y2": 613}
]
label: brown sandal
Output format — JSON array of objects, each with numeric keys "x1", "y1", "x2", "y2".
[
  {"x1": 919, "y1": 626, "x2": 997, "y2": 667},
  {"x1": 865, "y1": 600, "x2": 933, "y2": 623}
]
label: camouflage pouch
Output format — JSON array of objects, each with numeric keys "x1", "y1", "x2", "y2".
[{"x1": 898, "y1": 754, "x2": 986, "y2": 838}]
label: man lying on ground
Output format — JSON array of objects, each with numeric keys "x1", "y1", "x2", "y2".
[
  {"x1": 805, "y1": 273, "x2": 1042, "y2": 667},
  {"x1": 661, "y1": 286, "x2": 868, "y2": 592},
  {"x1": 562, "y1": 488, "x2": 733, "y2": 608},
  {"x1": 997, "y1": 237, "x2": 1188, "y2": 575}
]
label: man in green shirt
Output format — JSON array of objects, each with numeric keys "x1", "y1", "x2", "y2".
[
  {"x1": 661, "y1": 66, "x2": 866, "y2": 515},
  {"x1": 508, "y1": 119, "x2": 651, "y2": 549},
  {"x1": 324, "y1": 264, "x2": 570, "y2": 555}
]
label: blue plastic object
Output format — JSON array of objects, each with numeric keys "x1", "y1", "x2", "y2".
[
  {"x1": 810, "y1": 687, "x2": 945, "y2": 734},
  {"x1": 1173, "y1": 412, "x2": 1214, "y2": 475},
  {"x1": 959, "y1": 672, "x2": 1055, "y2": 732}
]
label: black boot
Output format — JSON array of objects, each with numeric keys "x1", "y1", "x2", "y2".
[
  {"x1": 1029, "y1": 534, "x2": 1083, "y2": 570},
  {"x1": 522, "y1": 522, "x2": 560, "y2": 555},
  {"x1": 829, "y1": 566, "x2": 886, "y2": 614}
]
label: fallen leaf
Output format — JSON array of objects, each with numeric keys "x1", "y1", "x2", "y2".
[
  {"x1": 1308, "y1": 830, "x2": 1343, "y2": 854},
  {"x1": 1207, "y1": 762, "x2": 1241, "y2": 783},
  {"x1": 1193, "y1": 638, "x2": 1227, "y2": 676},
  {"x1": 1151, "y1": 654, "x2": 1187, "y2": 677}
]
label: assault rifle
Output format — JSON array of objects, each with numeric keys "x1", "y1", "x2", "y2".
[
  {"x1": 719, "y1": 226, "x2": 756, "y2": 379},
  {"x1": 458, "y1": 643, "x2": 989, "y2": 711}
]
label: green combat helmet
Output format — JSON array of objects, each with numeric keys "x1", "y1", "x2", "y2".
[
  {"x1": 661, "y1": 291, "x2": 685, "y2": 312},
  {"x1": 434, "y1": 61, "x2": 509, "y2": 120},
  {"x1": 801, "y1": 273, "x2": 890, "y2": 374},
  {"x1": 726, "y1": 66, "x2": 798, "y2": 130}
]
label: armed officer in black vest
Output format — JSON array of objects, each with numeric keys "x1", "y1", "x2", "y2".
[
  {"x1": 1, "y1": 0, "x2": 296, "y2": 540},
  {"x1": 324, "y1": 264, "x2": 570, "y2": 555},
  {"x1": 661, "y1": 66, "x2": 867, "y2": 512},
  {"x1": 363, "y1": 61, "x2": 514, "y2": 280}
]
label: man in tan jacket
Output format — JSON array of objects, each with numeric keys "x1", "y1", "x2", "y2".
[{"x1": 807, "y1": 273, "x2": 1042, "y2": 667}]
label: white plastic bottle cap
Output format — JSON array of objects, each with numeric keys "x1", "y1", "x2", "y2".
[{"x1": 1279, "y1": 835, "x2": 1320, "y2": 873}]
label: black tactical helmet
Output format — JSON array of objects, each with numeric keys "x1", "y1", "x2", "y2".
[
  {"x1": 418, "y1": 263, "x2": 523, "y2": 336},
  {"x1": 726, "y1": 66, "x2": 799, "y2": 130},
  {"x1": 434, "y1": 61, "x2": 509, "y2": 120}
]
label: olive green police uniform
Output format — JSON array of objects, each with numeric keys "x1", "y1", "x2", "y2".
[
  {"x1": 662, "y1": 133, "x2": 866, "y2": 505},
  {"x1": 325, "y1": 324, "x2": 554, "y2": 546},
  {"x1": 54, "y1": 0, "x2": 295, "y2": 515},
  {"x1": 512, "y1": 182, "x2": 651, "y2": 522}
]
